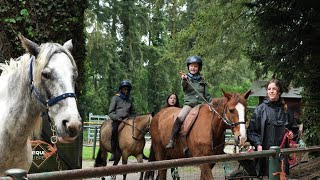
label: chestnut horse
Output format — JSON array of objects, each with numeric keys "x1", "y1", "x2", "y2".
[
  {"x1": 95, "y1": 114, "x2": 152, "y2": 180},
  {"x1": 146, "y1": 90, "x2": 251, "y2": 180}
]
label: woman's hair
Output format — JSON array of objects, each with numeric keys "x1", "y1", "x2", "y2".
[
  {"x1": 162, "y1": 93, "x2": 180, "y2": 109},
  {"x1": 265, "y1": 79, "x2": 284, "y2": 95}
]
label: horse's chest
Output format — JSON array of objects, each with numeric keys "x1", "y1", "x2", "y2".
[{"x1": 0, "y1": 136, "x2": 32, "y2": 174}]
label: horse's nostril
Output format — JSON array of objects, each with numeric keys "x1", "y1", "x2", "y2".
[
  {"x1": 68, "y1": 127, "x2": 78, "y2": 137},
  {"x1": 62, "y1": 120, "x2": 68, "y2": 127},
  {"x1": 66, "y1": 121, "x2": 81, "y2": 137}
]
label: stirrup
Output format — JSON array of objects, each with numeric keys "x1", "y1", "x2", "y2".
[{"x1": 166, "y1": 140, "x2": 174, "y2": 149}]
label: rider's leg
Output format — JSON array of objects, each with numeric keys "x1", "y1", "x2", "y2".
[
  {"x1": 166, "y1": 105, "x2": 192, "y2": 149},
  {"x1": 110, "y1": 120, "x2": 120, "y2": 161}
]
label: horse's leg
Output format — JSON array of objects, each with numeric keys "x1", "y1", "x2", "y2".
[
  {"x1": 135, "y1": 154, "x2": 144, "y2": 180},
  {"x1": 94, "y1": 148, "x2": 107, "y2": 167},
  {"x1": 154, "y1": 148, "x2": 167, "y2": 180},
  {"x1": 121, "y1": 154, "x2": 129, "y2": 180},
  {"x1": 199, "y1": 164, "x2": 214, "y2": 180}
]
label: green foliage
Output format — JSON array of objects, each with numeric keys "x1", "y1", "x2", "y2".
[
  {"x1": 83, "y1": 0, "x2": 256, "y2": 120},
  {"x1": 1, "y1": 0, "x2": 88, "y2": 119},
  {"x1": 246, "y1": 0, "x2": 320, "y2": 150}
]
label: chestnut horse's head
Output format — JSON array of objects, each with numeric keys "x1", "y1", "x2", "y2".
[{"x1": 222, "y1": 89, "x2": 252, "y2": 147}]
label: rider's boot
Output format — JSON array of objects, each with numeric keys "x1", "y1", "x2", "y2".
[
  {"x1": 165, "y1": 119, "x2": 183, "y2": 149},
  {"x1": 110, "y1": 135, "x2": 118, "y2": 161}
]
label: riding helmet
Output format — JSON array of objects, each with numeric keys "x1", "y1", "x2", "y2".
[
  {"x1": 119, "y1": 80, "x2": 132, "y2": 91},
  {"x1": 186, "y1": 55, "x2": 202, "y2": 71}
]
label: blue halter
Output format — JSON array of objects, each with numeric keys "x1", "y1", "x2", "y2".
[{"x1": 29, "y1": 56, "x2": 76, "y2": 107}]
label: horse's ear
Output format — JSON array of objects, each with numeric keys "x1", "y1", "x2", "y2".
[
  {"x1": 63, "y1": 39, "x2": 73, "y2": 54},
  {"x1": 19, "y1": 33, "x2": 40, "y2": 56},
  {"x1": 222, "y1": 89, "x2": 232, "y2": 100},
  {"x1": 243, "y1": 89, "x2": 252, "y2": 99}
]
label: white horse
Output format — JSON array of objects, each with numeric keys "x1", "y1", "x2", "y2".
[{"x1": 0, "y1": 34, "x2": 82, "y2": 175}]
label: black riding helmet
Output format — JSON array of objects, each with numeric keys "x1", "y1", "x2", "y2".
[
  {"x1": 119, "y1": 80, "x2": 132, "y2": 91},
  {"x1": 186, "y1": 55, "x2": 202, "y2": 71}
]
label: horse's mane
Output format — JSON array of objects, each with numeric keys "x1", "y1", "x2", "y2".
[
  {"x1": 210, "y1": 93, "x2": 244, "y2": 112},
  {"x1": 0, "y1": 42, "x2": 76, "y2": 85},
  {"x1": 33, "y1": 43, "x2": 76, "y2": 86},
  {"x1": 211, "y1": 97, "x2": 227, "y2": 109},
  {"x1": 0, "y1": 54, "x2": 31, "y2": 78}
]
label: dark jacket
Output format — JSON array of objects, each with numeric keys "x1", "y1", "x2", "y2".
[
  {"x1": 247, "y1": 98, "x2": 299, "y2": 177},
  {"x1": 182, "y1": 76, "x2": 212, "y2": 107},
  {"x1": 247, "y1": 99, "x2": 298, "y2": 148},
  {"x1": 108, "y1": 93, "x2": 136, "y2": 120}
]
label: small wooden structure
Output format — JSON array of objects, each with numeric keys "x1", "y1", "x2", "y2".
[{"x1": 249, "y1": 80, "x2": 303, "y2": 119}]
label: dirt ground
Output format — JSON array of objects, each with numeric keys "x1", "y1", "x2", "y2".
[
  {"x1": 82, "y1": 152, "x2": 320, "y2": 180},
  {"x1": 288, "y1": 154, "x2": 320, "y2": 180},
  {"x1": 82, "y1": 141, "x2": 320, "y2": 179}
]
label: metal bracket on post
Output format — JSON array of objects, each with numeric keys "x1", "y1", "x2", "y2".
[
  {"x1": 5, "y1": 169, "x2": 27, "y2": 180},
  {"x1": 269, "y1": 146, "x2": 280, "y2": 180}
]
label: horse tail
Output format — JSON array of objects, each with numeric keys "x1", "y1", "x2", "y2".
[
  {"x1": 144, "y1": 144, "x2": 156, "y2": 180},
  {"x1": 94, "y1": 148, "x2": 106, "y2": 167}
]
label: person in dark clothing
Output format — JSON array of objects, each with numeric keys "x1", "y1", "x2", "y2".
[
  {"x1": 108, "y1": 80, "x2": 136, "y2": 161},
  {"x1": 247, "y1": 79, "x2": 299, "y2": 178},
  {"x1": 165, "y1": 55, "x2": 212, "y2": 149}
]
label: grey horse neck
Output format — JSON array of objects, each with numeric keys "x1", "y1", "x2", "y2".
[{"x1": 0, "y1": 55, "x2": 45, "y2": 175}]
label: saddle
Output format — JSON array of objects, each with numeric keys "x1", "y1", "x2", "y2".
[
  {"x1": 117, "y1": 118, "x2": 130, "y2": 132},
  {"x1": 180, "y1": 104, "x2": 202, "y2": 136}
]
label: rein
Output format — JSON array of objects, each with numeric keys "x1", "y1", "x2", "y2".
[
  {"x1": 185, "y1": 78, "x2": 245, "y2": 128},
  {"x1": 280, "y1": 128, "x2": 297, "y2": 165},
  {"x1": 29, "y1": 56, "x2": 76, "y2": 108},
  {"x1": 119, "y1": 116, "x2": 151, "y2": 140}
]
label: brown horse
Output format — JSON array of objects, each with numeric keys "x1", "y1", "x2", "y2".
[
  {"x1": 95, "y1": 114, "x2": 152, "y2": 180},
  {"x1": 145, "y1": 90, "x2": 251, "y2": 180}
]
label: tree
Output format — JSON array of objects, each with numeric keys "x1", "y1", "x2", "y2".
[
  {"x1": 0, "y1": 0, "x2": 87, "y2": 118},
  {"x1": 246, "y1": 1, "x2": 320, "y2": 152}
]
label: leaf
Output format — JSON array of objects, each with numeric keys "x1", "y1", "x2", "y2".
[
  {"x1": 4, "y1": 18, "x2": 16, "y2": 23},
  {"x1": 20, "y1": 9, "x2": 29, "y2": 16}
]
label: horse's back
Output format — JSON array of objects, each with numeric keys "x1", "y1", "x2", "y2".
[
  {"x1": 151, "y1": 107, "x2": 180, "y2": 143},
  {"x1": 150, "y1": 107, "x2": 190, "y2": 159}
]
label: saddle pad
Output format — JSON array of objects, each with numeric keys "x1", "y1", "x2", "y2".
[{"x1": 180, "y1": 104, "x2": 202, "y2": 136}]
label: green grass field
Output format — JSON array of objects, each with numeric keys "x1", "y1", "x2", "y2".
[{"x1": 82, "y1": 146, "x2": 150, "y2": 160}]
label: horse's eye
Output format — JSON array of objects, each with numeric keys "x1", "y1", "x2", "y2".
[
  {"x1": 41, "y1": 71, "x2": 50, "y2": 79},
  {"x1": 229, "y1": 108, "x2": 235, "y2": 113}
]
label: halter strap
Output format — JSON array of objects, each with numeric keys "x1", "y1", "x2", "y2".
[
  {"x1": 222, "y1": 104, "x2": 246, "y2": 128},
  {"x1": 29, "y1": 56, "x2": 76, "y2": 107}
]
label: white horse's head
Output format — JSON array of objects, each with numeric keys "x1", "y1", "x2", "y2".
[{"x1": 20, "y1": 34, "x2": 82, "y2": 143}]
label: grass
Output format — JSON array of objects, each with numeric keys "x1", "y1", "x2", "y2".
[{"x1": 82, "y1": 146, "x2": 151, "y2": 160}]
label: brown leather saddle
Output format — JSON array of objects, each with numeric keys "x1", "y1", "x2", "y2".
[
  {"x1": 117, "y1": 118, "x2": 130, "y2": 132},
  {"x1": 180, "y1": 104, "x2": 202, "y2": 136}
]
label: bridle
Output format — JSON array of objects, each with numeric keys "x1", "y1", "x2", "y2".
[
  {"x1": 130, "y1": 115, "x2": 152, "y2": 140},
  {"x1": 29, "y1": 55, "x2": 76, "y2": 144},
  {"x1": 29, "y1": 55, "x2": 77, "y2": 171},
  {"x1": 29, "y1": 56, "x2": 76, "y2": 108},
  {"x1": 184, "y1": 78, "x2": 245, "y2": 128},
  {"x1": 220, "y1": 104, "x2": 246, "y2": 128}
]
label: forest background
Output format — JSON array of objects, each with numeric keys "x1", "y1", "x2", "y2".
[{"x1": 1, "y1": 0, "x2": 319, "y2": 152}]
